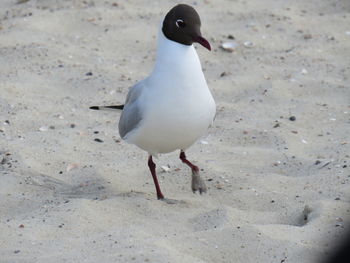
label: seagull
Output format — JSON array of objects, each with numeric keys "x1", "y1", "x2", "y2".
[{"x1": 90, "y1": 4, "x2": 216, "y2": 200}]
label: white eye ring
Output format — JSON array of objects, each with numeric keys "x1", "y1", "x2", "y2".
[{"x1": 175, "y1": 19, "x2": 185, "y2": 28}]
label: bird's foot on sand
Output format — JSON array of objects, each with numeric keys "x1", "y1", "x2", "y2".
[{"x1": 191, "y1": 169, "x2": 207, "y2": 194}]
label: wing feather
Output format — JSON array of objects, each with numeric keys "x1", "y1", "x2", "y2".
[{"x1": 118, "y1": 81, "x2": 145, "y2": 138}]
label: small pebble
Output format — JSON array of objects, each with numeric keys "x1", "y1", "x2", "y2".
[
  {"x1": 220, "y1": 72, "x2": 228, "y2": 77},
  {"x1": 301, "y1": 68, "x2": 308, "y2": 75},
  {"x1": 243, "y1": 41, "x2": 254, "y2": 48},
  {"x1": 39, "y1": 126, "x2": 49, "y2": 132},
  {"x1": 160, "y1": 165, "x2": 170, "y2": 172},
  {"x1": 221, "y1": 42, "x2": 239, "y2": 52}
]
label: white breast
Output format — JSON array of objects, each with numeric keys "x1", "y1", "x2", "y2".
[{"x1": 125, "y1": 31, "x2": 216, "y2": 155}]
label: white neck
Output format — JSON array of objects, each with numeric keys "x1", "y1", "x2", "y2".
[{"x1": 150, "y1": 29, "x2": 204, "y2": 81}]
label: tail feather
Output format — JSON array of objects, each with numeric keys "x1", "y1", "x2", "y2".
[{"x1": 89, "y1": 105, "x2": 124, "y2": 111}]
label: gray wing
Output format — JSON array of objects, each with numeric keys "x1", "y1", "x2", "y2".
[{"x1": 118, "y1": 81, "x2": 145, "y2": 139}]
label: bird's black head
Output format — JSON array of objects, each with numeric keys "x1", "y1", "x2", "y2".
[{"x1": 162, "y1": 4, "x2": 211, "y2": 51}]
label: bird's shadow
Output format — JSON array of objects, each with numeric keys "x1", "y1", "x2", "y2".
[
  {"x1": 24, "y1": 166, "x2": 145, "y2": 201},
  {"x1": 26, "y1": 172, "x2": 188, "y2": 205}
]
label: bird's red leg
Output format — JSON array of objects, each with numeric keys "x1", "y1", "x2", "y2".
[
  {"x1": 179, "y1": 150, "x2": 199, "y2": 173},
  {"x1": 148, "y1": 155, "x2": 164, "y2": 200}
]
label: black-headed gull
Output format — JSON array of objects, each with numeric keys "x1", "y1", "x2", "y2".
[{"x1": 91, "y1": 4, "x2": 216, "y2": 200}]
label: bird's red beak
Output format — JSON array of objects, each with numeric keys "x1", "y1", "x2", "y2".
[{"x1": 193, "y1": 36, "x2": 211, "y2": 51}]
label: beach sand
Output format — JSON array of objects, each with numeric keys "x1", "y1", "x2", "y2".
[{"x1": 1, "y1": 0, "x2": 349, "y2": 262}]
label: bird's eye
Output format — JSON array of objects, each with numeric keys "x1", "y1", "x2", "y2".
[{"x1": 175, "y1": 19, "x2": 186, "y2": 28}]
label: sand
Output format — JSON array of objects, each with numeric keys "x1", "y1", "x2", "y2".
[{"x1": 1, "y1": 0, "x2": 349, "y2": 262}]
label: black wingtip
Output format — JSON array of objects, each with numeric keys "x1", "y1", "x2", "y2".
[
  {"x1": 106, "y1": 105, "x2": 124, "y2": 110},
  {"x1": 89, "y1": 106, "x2": 99, "y2": 110}
]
